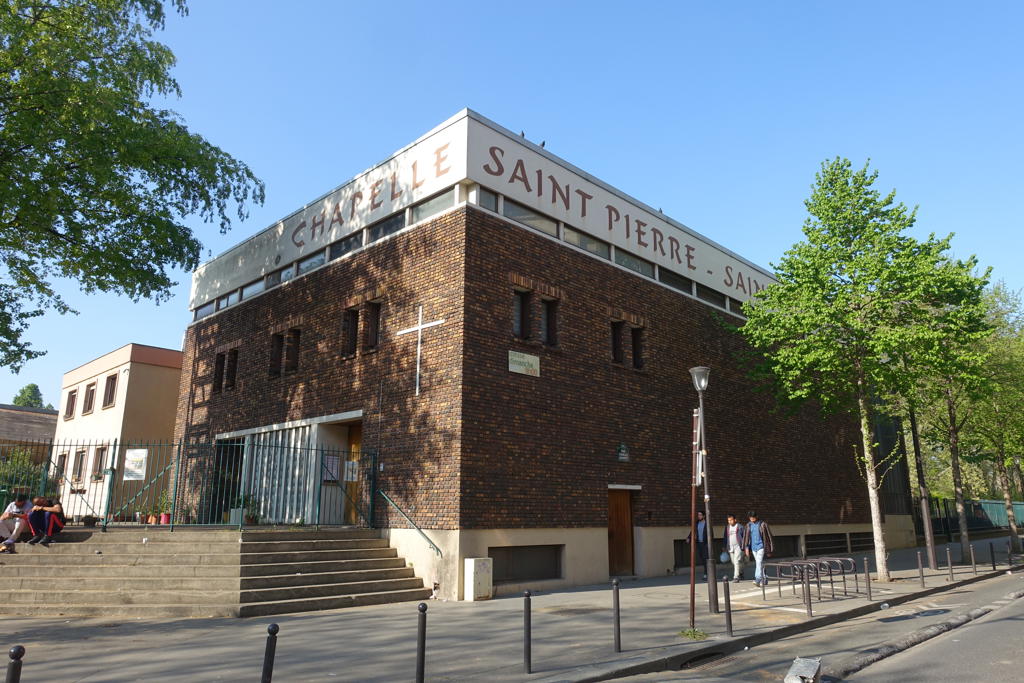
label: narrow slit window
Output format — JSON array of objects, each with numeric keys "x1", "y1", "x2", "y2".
[
  {"x1": 102, "y1": 374, "x2": 117, "y2": 408},
  {"x1": 541, "y1": 299, "x2": 558, "y2": 346},
  {"x1": 212, "y1": 352, "x2": 226, "y2": 393},
  {"x1": 364, "y1": 302, "x2": 382, "y2": 350},
  {"x1": 610, "y1": 321, "x2": 625, "y2": 363},
  {"x1": 269, "y1": 333, "x2": 284, "y2": 377},
  {"x1": 513, "y1": 290, "x2": 531, "y2": 339},
  {"x1": 225, "y1": 349, "x2": 239, "y2": 390},
  {"x1": 342, "y1": 309, "x2": 360, "y2": 355},
  {"x1": 631, "y1": 327, "x2": 645, "y2": 370},
  {"x1": 64, "y1": 390, "x2": 77, "y2": 418},
  {"x1": 285, "y1": 328, "x2": 301, "y2": 372}
]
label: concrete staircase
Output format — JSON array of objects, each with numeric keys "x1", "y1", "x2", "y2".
[{"x1": 0, "y1": 528, "x2": 430, "y2": 618}]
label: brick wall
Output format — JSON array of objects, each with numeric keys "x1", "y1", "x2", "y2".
[{"x1": 460, "y1": 206, "x2": 868, "y2": 530}]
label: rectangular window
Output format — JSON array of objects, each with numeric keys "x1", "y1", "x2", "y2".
[
  {"x1": 64, "y1": 390, "x2": 77, "y2": 418},
  {"x1": 82, "y1": 382, "x2": 96, "y2": 414},
  {"x1": 563, "y1": 225, "x2": 611, "y2": 259},
  {"x1": 329, "y1": 232, "x2": 363, "y2": 261},
  {"x1": 695, "y1": 283, "x2": 727, "y2": 308},
  {"x1": 614, "y1": 249, "x2": 655, "y2": 278},
  {"x1": 102, "y1": 373, "x2": 117, "y2": 408},
  {"x1": 610, "y1": 321, "x2": 625, "y2": 363},
  {"x1": 241, "y1": 279, "x2": 265, "y2": 300},
  {"x1": 512, "y1": 290, "x2": 531, "y2": 339},
  {"x1": 540, "y1": 299, "x2": 558, "y2": 346},
  {"x1": 194, "y1": 301, "x2": 215, "y2": 321},
  {"x1": 631, "y1": 326, "x2": 645, "y2": 370},
  {"x1": 284, "y1": 328, "x2": 301, "y2": 373},
  {"x1": 503, "y1": 199, "x2": 558, "y2": 236},
  {"x1": 216, "y1": 290, "x2": 239, "y2": 310},
  {"x1": 410, "y1": 188, "x2": 455, "y2": 223},
  {"x1": 92, "y1": 446, "x2": 107, "y2": 478},
  {"x1": 55, "y1": 453, "x2": 67, "y2": 479},
  {"x1": 266, "y1": 265, "x2": 294, "y2": 289},
  {"x1": 269, "y1": 333, "x2": 284, "y2": 377},
  {"x1": 727, "y1": 296, "x2": 746, "y2": 317},
  {"x1": 72, "y1": 449, "x2": 87, "y2": 480},
  {"x1": 368, "y1": 213, "x2": 407, "y2": 243},
  {"x1": 342, "y1": 309, "x2": 360, "y2": 355},
  {"x1": 489, "y1": 545, "x2": 563, "y2": 583},
  {"x1": 659, "y1": 269, "x2": 694, "y2": 295},
  {"x1": 364, "y1": 302, "x2": 382, "y2": 350},
  {"x1": 212, "y1": 353, "x2": 226, "y2": 393},
  {"x1": 225, "y1": 349, "x2": 239, "y2": 390},
  {"x1": 296, "y1": 250, "x2": 326, "y2": 275},
  {"x1": 478, "y1": 187, "x2": 498, "y2": 212}
]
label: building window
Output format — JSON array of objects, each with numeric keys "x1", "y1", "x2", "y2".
[
  {"x1": 610, "y1": 321, "x2": 625, "y2": 363},
  {"x1": 410, "y1": 188, "x2": 455, "y2": 224},
  {"x1": 631, "y1": 327, "x2": 645, "y2": 370},
  {"x1": 614, "y1": 249, "x2": 655, "y2": 278},
  {"x1": 342, "y1": 309, "x2": 360, "y2": 356},
  {"x1": 503, "y1": 199, "x2": 557, "y2": 236},
  {"x1": 64, "y1": 390, "x2": 77, "y2": 419},
  {"x1": 284, "y1": 328, "x2": 301, "y2": 372},
  {"x1": 563, "y1": 225, "x2": 611, "y2": 259},
  {"x1": 489, "y1": 545, "x2": 563, "y2": 583},
  {"x1": 695, "y1": 283, "x2": 727, "y2": 308},
  {"x1": 368, "y1": 213, "x2": 407, "y2": 243},
  {"x1": 364, "y1": 302, "x2": 382, "y2": 350},
  {"x1": 102, "y1": 373, "x2": 117, "y2": 408},
  {"x1": 512, "y1": 290, "x2": 531, "y2": 339},
  {"x1": 212, "y1": 352, "x2": 226, "y2": 393},
  {"x1": 266, "y1": 265, "x2": 294, "y2": 289},
  {"x1": 82, "y1": 382, "x2": 96, "y2": 414},
  {"x1": 329, "y1": 232, "x2": 363, "y2": 261},
  {"x1": 194, "y1": 301, "x2": 215, "y2": 321},
  {"x1": 659, "y1": 269, "x2": 693, "y2": 295},
  {"x1": 241, "y1": 278, "x2": 265, "y2": 300},
  {"x1": 478, "y1": 187, "x2": 498, "y2": 212},
  {"x1": 216, "y1": 290, "x2": 239, "y2": 310},
  {"x1": 727, "y1": 296, "x2": 747, "y2": 317},
  {"x1": 55, "y1": 453, "x2": 67, "y2": 479},
  {"x1": 225, "y1": 349, "x2": 239, "y2": 390},
  {"x1": 269, "y1": 333, "x2": 284, "y2": 377},
  {"x1": 296, "y1": 250, "x2": 326, "y2": 275},
  {"x1": 92, "y1": 446, "x2": 107, "y2": 479},
  {"x1": 72, "y1": 449, "x2": 87, "y2": 481},
  {"x1": 540, "y1": 299, "x2": 558, "y2": 346}
]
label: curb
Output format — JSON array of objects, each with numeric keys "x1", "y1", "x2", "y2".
[
  {"x1": 535, "y1": 563, "x2": 1024, "y2": 682},
  {"x1": 821, "y1": 588, "x2": 1024, "y2": 680}
]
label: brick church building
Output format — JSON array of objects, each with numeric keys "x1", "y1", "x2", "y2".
[{"x1": 175, "y1": 110, "x2": 913, "y2": 600}]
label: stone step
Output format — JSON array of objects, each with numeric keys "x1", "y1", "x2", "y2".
[
  {"x1": 241, "y1": 528, "x2": 379, "y2": 542},
  {"x1": 241, "y1": 577, "x2": 426, "y2": 603},
  {"x1": 4, "y1": 575, "x2": 241, "y2": 591},
  {"x1": 0, "y1": 564, "x2": 241, "y2": 578},
  {"x1": 241, "y1": 567, "x2": 415, "y2": 589},
  {"x1": 0, "y1": 552, "x2": 241, "y2": 566},
  {"x1": 0, "y1": 603, "x2": 240, "y2": 618},
  {"x1": 55, "y1": 529, "x2": 243, "y2": 543},
  {"x1": 5, "y1": 588, "x2": 238, "y2": 606},
  {"x1": 240, "y1": 538, "x2": 389, "y2": 553},
  {"x1": 9, "y1": 541, "x2": 242, "y2": 555},
  {"x1": 240, "y1": 547, "x2": 396, "y2": 565},
  {"x1": 238, "y1": 587, "x2": 433, "y2": 617},
  {"x1": 240, "y1": 557, "x2": 407, "y2": 577}
]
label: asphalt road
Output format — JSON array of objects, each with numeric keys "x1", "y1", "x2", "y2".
[{"x1": 846, "y1": 585, "x2": 1024, "y2": 681}]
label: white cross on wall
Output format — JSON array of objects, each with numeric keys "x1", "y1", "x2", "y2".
[{"x1": 395, "y1": 305, "x2": 445, "y2": 396}]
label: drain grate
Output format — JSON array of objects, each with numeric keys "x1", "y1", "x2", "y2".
[{"x1": 681, "y1": 652, "x2": 734, "y2": 671}]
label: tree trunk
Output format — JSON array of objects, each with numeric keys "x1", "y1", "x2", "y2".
[
  {"x1": 907, "y1": 405, "x2": 937, "y2": 569},
  {"x1": 857, "y1": 388, "x2": 890, "y2": 581},
  {"x1": 945, "y1": 383, "x2": 971, "y2": 560},
  {"x1": 1014, "y1": 458, "x2": 1024, "y2": 500},
  {"x1": 995, "y1": 450, "x2": 1021, "y2": 552}
]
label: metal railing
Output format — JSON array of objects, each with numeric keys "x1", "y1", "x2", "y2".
[{"x1": 379, "y1": 489, "x2": 442, "y2": 557}]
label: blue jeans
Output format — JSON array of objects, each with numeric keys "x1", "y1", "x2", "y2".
[{"x1": 752, "y1": 548, "x2": 766, "y2": 582}]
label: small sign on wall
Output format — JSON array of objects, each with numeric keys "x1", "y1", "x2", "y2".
[
  {"x1": 508, "y1": 350, "x2": 540, "y2": 377},
  {"x1": 123, "y1": 449, "x2": 147, "y2": 481}
]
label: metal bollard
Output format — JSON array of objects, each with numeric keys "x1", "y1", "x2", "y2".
[
  {"x1": 416, "y1": 603, "x2": 427, "y2": 683},
  {"x1": 611, "y1": 579, "x2": 621, "y2": 653},
  {"x1": 990, "y1": 542, "x2": 997, "y2": 571},
  {"x1": 260, "y1": 624, "x2": 278, "y2": 683},
  {"x1": 917, "y1": 551, "x2": 925, "y2": 588},
  {"x1": 864, "y1": 557, "x2": 872, "y2": 601},
  {"x1": 523, "y1": 591, "x2": 532, "y2": 675},
  {"x1": 723, "y1": 578, "x2": 734, "y2": 637},
  {"x1": 803, "y1": 570, "x2": 813, "y2": 617},
  {"x1": 6, "y1": 646, "x2": 25, "y2": 683},
  {"x1": 761, "y1": 576, "x2": 766, "y2": 601},
  {"x1": 1008, "y1": 540, "x2": 1013, "y2": 568},
  {"x1": 946, "y1": 547, "x2": 954, "y2": 582},
  {"x1": 970, "y1": 544, "x2": 977, "y2": 575}
]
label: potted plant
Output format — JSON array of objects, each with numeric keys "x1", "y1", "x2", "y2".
[
  {"x1": 81, "y1": 515, "x2": 98, "y2": 528},
  {"x1": 241, "y1": 494, "x2": 260, "y2": 526},
  {"x1": 146, "y1": 502, "x2": 159, "y2": 525},
  {"x1": 157, "y1": 491, "x2": 172, "y2": 525}
]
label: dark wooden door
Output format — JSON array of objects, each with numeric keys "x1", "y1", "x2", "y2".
[{"x1": 607, "y1": 489, "x2": 634, "y2": 576}]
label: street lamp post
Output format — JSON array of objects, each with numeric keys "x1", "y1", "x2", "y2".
[{"x1": 690, "y1": 366, "x2": 719, "y2": 614}]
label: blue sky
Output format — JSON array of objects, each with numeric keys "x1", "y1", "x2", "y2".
[{"x1": 4, "y1": 0, "x2": 1022, "y2": 406}]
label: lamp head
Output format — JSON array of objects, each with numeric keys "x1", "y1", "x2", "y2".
[{"x1": 689, "y1": 366, "x2": 710, "y2": 392}]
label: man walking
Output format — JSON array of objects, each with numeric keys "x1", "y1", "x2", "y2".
[
  {"x1": 687, "y1": 510, "x2": 712, "y2": 579},
  {"x1": 743, "y1": 510, "x2": 774, "y2": 587},
  {"x1": 722, "y1": 514, "x2": 747, "y2": 582}
]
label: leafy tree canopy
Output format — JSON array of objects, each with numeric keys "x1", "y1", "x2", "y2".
[
  {"x1": 0, "y1": 0, "x2": 264, "y2": 370},
  {"x1": 11, "y1": 381, "x2": 45, "y2": 407}
]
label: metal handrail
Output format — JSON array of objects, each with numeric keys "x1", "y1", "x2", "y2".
[{"x1": 378, "y1": 489, "x2": 442, "y2": 557}]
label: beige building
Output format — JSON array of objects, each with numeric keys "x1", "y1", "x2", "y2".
[{"x1": 53, "y1": 344, "x2": 182, "y2": 521}]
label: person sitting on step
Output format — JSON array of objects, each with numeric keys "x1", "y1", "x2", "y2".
[
  {"x1": 27, "y1": 496, "x2": 65, "y2": 546},
  {"x1": 0, "y1": 494, "x2": 32, "y2": 552}
]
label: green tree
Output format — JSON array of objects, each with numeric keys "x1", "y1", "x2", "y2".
[
  {"x1": 11, "y1": 382, "x2": 45, "y2": 407},
  {"x1": 740, "y1": 158, "x2": 969, "y2": 581},
  {"x1": 0, "y1": 0, "x2": 264, "y2": 370}
]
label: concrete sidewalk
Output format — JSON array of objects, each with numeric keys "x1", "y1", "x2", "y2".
[{"x1": 6, "y1": 539, "x2": 1021, "y2": 682}]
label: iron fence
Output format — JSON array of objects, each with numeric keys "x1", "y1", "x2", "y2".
[{"x1": 0, "y1": 440, "x2": 377, "y2": 529}]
